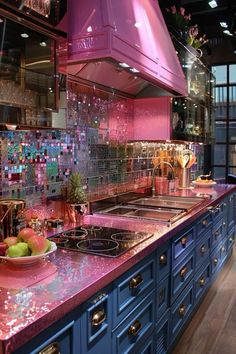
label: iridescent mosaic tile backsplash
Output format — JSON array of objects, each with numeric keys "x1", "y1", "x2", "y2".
[{"x1": 0, "y1": 81, "x2": 204, "y2": 205}]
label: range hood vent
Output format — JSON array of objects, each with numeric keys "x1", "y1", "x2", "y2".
[{"x1": 65, "y1": 0, "x2": 187, "y2": 98}]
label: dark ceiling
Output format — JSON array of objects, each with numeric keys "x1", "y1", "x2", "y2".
[{"x1": 159, "y1": 0, "x2": 236, "y2": 64}]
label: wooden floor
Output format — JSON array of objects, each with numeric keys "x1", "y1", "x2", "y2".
[{"x1": 173, "y1": 247, "x2": 236, "y2": 354}]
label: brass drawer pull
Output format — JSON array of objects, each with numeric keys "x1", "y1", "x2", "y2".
[
  {"x1": 39, "y1": 342, "x2": 60, "y2": 354},
  {"x1": 199, "y1": 277, "x2": 205, "y2": 287},
  {"x1": 181, "y1": 237, "x2": 188, "y2": 247},
  {"x1": 214, "y1": 231, "x2": 220, "y2": 238},
  {"x1": 202, "y1": 219, "x2": 208, "y2": 227},
  {"x1": 91, "y1": 309, "x2": 106, "y2": 327},
  {"x1": 221, "y1": 246, "x2": 226, "y2": 252},
  {"x1": 229, "y1": 237, "x2": 234, "y2": 243},
  {"x1": 213, "y1": 258, "x2": 218, "y2": 266},
  {"x1": 159, "y1": 254, "x2": 167, "y2": 265},
  {"x1": 180, "y1": 266, "x2": 188, "y2": 279},
  {"x1": 129, "y1": 274, "x2": 143, "y2": 289},
  {"x1": 178, "y1": 304, "x2": 186, "y2": 317},
  {"x1": 128, "y1": 320, "x2": 142, "y2": 337},
  {"x1": 200, "y1": 245, "x2": 206, "y2": 255}
]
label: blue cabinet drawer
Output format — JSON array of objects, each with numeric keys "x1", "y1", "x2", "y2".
[
  {"x1": 112, "y1": 291, "x2": 155, "y2": 354},
  {"x1": 228, "y1": 227, "x2": 235, "y2": 251},
  {"x1": 212, "y1": 220, "x2": 226, "y2": 250},
  {"x1": 228, "y1": 194, "x2": 236, "y2": 230},
  {"x1": 172, "y1": 226, "x2": 195, "y2": 268},
  {"x1": 156, "y1": 276, "x2": 170, "y2": 321},
  {"x1": 196, "y1": 212, "x2": 212, "y2": 238},
  {"x1": 155, "y1": 310, "x2": 170, "y2": 354},
  {"x1": 194, "y1": 262, "x2": 211, "y2": 303},
  {"x1": 81, "y1": 288, "x2": 112, "y2": 354},
  {"x1": 14, "y1": 312, "x2": 78, "y2": 354},
  {"x1": 195, "y1": 231, "x2": 211, "y2": 270},
  {"x1": 221, "y1": 239, "x2": 228, "y2": 263},
  {"x1": 211, "y1": 199, "x2": 227, "y2": 225},
  {"x1": 170, "y1": 281, "x2": 194, "y2": 343},
  {"x1": 211, "y1": 244, "x2": 223, "y2": 276},
  {"x1": 113, "y1": 255, "x2": 155, "y2": 327},
  {"x1": 138, "y1": 335, "x2": 155, "y2": 354},
  {"x1": 171, "y1": 252, "x2": 194, "y2": 304},
  {"x1": 156, "y1": 241, "x2": 171, "y2": 283}
]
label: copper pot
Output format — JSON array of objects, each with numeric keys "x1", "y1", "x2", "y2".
[
  {"x1": 0, "y1": 199, "x2": 26, "y2": 240},
  {"x1": 66, "y1": 203, "x2": 87, "y2": 224}
]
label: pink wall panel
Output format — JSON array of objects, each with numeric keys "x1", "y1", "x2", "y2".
[{"x1": 133, "y1": 97, "x2": 171, "y2": 140}]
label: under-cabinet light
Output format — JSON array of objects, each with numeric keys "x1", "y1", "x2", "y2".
[
  {"x1": 21, "y1": 33, "x2": 29, "y2": 38},
  {"x1": 223, "y1": 30, "x2": 233, "y2": 36},
  {"x1": 40, "y1": 41, "x2": 47, "y2": 47},
  {"x1": 208, "y1": 1, "x2": 218, "y2": 8},
  {"x1": 220, "y1": 22, "x2": 228, "y2": 28}
]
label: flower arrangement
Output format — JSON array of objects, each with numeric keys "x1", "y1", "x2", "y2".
[
  {"x1": 166, "y1": 6, "x2": 191, "y2": 31},
  {"x1": 165, "y1": 5, "x2": 208, "y2": 49}
]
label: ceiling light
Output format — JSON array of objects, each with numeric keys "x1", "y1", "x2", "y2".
[
  {"x1": 220, "y1": 22, "x2": 228, "y2": 28},
  {"x1": 40, "y1": 41, "x2": 47, "y2": 47},
  {"x1": 119, "y1": 62, "x2": 130, "y2": 68},
  {"x1": 223, "y1": 29, "x2": 233, "y2": 36},
  {"x1": 134, "y1": 22, "x2": 142, "y2": 28},
  {"x1": 208, "y1": 1, "x2": 218, "y2": 8},
  {"x1": 21, "y1": 33, "x2": 29, "y2": 38},
  {"x1": 130, "y1": 68, "x2": 139, "y2": 73}
]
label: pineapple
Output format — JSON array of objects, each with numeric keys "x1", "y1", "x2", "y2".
[{"x1": 67, "y1": 173, "x2": 87, "y2": 204}]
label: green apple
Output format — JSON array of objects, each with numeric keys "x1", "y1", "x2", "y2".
[
  {"x1": 17, "y1": 242, "x2": 29, "y2": 256},
  {"x1": 45, "y1": 239, "x2": 52, "y2": 252},
  {"x1": 7, "y1": 245, "x2": 23, "y2": 258}
]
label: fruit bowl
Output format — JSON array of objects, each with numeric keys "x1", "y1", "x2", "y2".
[
  {"x1": 0, "y1": 241, "x2": 57, "y2": 266},
  {"x1": 192, "y1": 180, "x2": 216, "y2": 187}
]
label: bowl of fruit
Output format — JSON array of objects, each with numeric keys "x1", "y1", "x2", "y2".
[{"x1": 0, "y1": 228, "x2": 57, "y2": 265}]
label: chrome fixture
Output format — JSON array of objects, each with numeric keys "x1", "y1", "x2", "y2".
[{"x1": 152, "y1": 162, "x2": 175, "y2": 197}]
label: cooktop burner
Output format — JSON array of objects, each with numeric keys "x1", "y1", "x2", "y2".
[{"x1": 50, "y1": 225, "x2": 153, "y2": 257}]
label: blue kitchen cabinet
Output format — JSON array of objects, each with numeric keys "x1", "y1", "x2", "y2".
[
  {"x1": 81, "y1": 286, "x2": 113, "y2": 354},
  {"x1": 13, "y1": 310, "x2": 80, "y2": 354},
  {"x1": 155, "y1": 310, "x2": 170, "y2": 354},
  {"x1": 227, "y1": 194, "x2": 236, "y2": 230}
]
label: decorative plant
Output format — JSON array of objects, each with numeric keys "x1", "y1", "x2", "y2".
[
  {"x1": 165, "y1": 5, "x2": 191, "y2": 31},
  {"x1": 165, "y1": 5, "x2": 208, "y2": 49},
  {"x1": 67, "y1": 172, "x2": 87, "y2": 204}
]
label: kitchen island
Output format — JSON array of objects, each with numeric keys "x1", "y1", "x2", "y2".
[{"x1": 0, "y1": 184, "x2": 235, "y2": 354}]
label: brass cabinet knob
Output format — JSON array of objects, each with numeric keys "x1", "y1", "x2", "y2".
[
  {"x1": 229, "y1": 237, "x2": 234, "y2": 243},
  {"x1": 159, "y1": 254, "x2": 167, "y2": 265},
  {"x1": 223, "y1": 203, "x2": 227, "y2": 207},
  {"x1": 202, "y1": 220, "x2": 208, "y2": 227},
  {"x1": 181, "y1": 237, "x2": 188, "y2": 247},
  {"x1": 213, "y1": 258, "x2": 218, "y2": 266},
  {"x1": 180, "y1": 266, "x2": 188, "y2": 279},
  {"x1": 199, "y1": 277, "x2": 205, "y2": 287},
  {"x1": 200, "y1": 245, "x2": 206, "y2": 255},
  {"x1": 178, "y1": 304, "x2": 186, "y2": 317},
  {"x1": 127, "y1": 320, "x2": 142, "y2": 337},
  {"x1": 221, "y1": 246, "x2": 226, "y2": 252},
  {"x1": 91, "y1": 309, "x2": 106, "y2": 327},
  {"x1": 39, "y1": 342, "x2": 60, "y2": 354},
  {"x1": 129, "y1": 274, "x2": 143, "y2": 289},
  {"x1": 214, "y1": 231, "x2": 220, "y2": 238}
]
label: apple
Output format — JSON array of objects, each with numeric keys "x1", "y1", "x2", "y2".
[
  {"x1": 27, "y1": 235, "x2": 49, "y2": 256},
  {"x1": 0, "y1": 242, "x2": 8, "y2": 256},
  {"x1": 7, "y1": 244, "x2": 24, "y2": 257},
  {"x1": 17, "y1": 242, "x2": 29, "y2": 256},
  {"x1": 4, "y1": 237, "x2": 18, "y2": 247},
  {"x1": 17, "y1": 228, "x2": 36, "y2": 242}
]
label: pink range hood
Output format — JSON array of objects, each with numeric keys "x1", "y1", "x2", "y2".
[{"x1": 66, "y1": 0, "x2": 187, "y2": 98}]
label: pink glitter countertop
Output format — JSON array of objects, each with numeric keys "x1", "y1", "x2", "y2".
[{"x1": 0, "y1": 185, "x2": 235, "y2": 353}]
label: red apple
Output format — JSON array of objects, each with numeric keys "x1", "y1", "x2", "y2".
[
  {"x1": 4, "y1": 237, "x2": 18, "y2": 247},
  {"x1": 17, "y1": 228, "x2": 36, "y2": 242},
  {"x1": 0, "y1": 242, "x2": 8, "y2": 256},
  {"x1": 27, "y1": 235, "x2": 49, "y2": 256}
]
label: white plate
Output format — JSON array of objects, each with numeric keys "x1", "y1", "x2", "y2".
[
  {"x1": 0, "y1": 241, "x2": 57, "y2": 266},
  {"x1": 192, "y1": 180, "x2": 216, "y2": 187}
]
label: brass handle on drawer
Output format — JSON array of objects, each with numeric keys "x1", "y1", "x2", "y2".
[
  {"x1": 202, "y1": 220, "x2": 208, "y2": 227},
  {"x1": 213, "y1": 258, "x2": 218, "y2": 266},
  {"x1": 128, "y1": 320, "x2": 142, "y2": 337},
  {"x1": 181, "y1": 237, "x2": 188, "y2": 247},
  {"x1": 223, "y1": 203, "x2": 227, "y2": 207},
  {"x1": 159, "y1": 254, "x2": 167, "y2": 265},
  {"x1": 39, "y1": 342, "x2": 60, "y2": 354},
  {"x1": 129, "y1": 274, "x2": 143, "y2": 289},
  {"x1": 200, "y1": 245, "x2": 206, "y2": 255},
  {"x1": 199, "y1": 277, "x2": 205, "y2": 287},
  {"x1": 91, "y1": 309, "x2": 106, "y2": 327},
  {"x1": 180, "y1": 266, "x2": 188, "y2": 279},
  {"x1": 178, "y1": 304, "x2": 186, "y2": 317},
  {"x1": 221, "y1": 246, "x2": 226, "y2": 252},
  {"x1": 229, "y1": 237, "x2": 234, "y2": 243},
  {"x1": 214, "y1": 231, "x2": 220, "y2": 238},
  {"x1": 223, "y1": 222, "x2": 226, "y2": 226}
]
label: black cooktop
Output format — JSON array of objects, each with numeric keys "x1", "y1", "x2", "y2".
[{"x1": 50, "y1": 225, "x2": 153, "y2": 258}]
